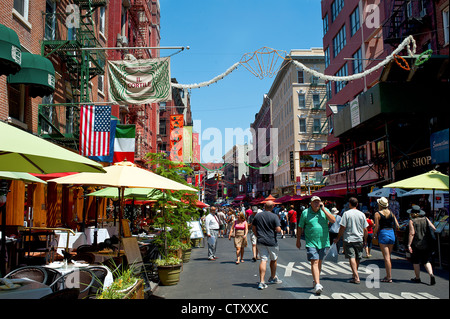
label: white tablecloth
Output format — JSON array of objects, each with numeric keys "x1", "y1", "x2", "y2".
[
  {"x1": 55, "y1": 228, "x2": 110, "y2": 255},
  {"x1": 43, "y1": 264, "x2": 113, "y2": 289},
  {"x1": 0, "y1": 278, "x2": 52, "y2": 299}
]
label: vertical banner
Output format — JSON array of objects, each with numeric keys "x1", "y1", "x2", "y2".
[
  {"x1": 170, "y1": 114, "x2": 184, "y2": 162},
  {"x1": 192, "y1": 132, "x2": 201, "y2": 164},
  {"x1": 183, "y1": 126, "x2": 193, "y2": 163},
  {"x1": 113, "y1": 124, "x2": 136, "y2": 163}
]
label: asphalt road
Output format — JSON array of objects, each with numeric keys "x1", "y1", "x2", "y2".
[{"x1": 152, "y1": 234, "x2": 449, "y2": 301}]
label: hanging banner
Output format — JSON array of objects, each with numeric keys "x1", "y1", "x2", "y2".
[
  {"x1": 170, "y1": 114, "x2": 184, "y2": 162},
  {"x1": 183, "y1": 126, "x2": 193, "y2": 163},
  {"x1": 192, "y1": 132, "x2": 201, "y2": 164},
  {"x1": 107, "y1": 57, "x2": 172, "y2": 104}
]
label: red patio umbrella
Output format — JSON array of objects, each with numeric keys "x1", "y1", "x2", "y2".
[
  {"x1": 261, "y1": 194, "x2": 276, "y2": 204},
  {"x1": 274, "y1": 195, "x2": 292, "y2": 204}
]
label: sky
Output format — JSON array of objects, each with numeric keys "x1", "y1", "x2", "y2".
[{"x1": 159, "y1": 0, "x2": 324, "y2": 163}]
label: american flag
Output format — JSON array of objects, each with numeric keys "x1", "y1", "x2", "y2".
[{"x1": 80, "y1": 105, "x2": 111, "y2": 157}]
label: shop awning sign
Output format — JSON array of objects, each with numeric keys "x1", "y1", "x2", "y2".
[{"x1": 107, "y1": 57, "x2": 172, "y2": 104}]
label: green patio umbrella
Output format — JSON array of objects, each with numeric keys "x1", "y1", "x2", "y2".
[
  {"x1": 0, "y1": 121, "x2": 105, "y2": 174},
  {"x1": 383, "y1": 170, "x2": 448, "y2": 190}
]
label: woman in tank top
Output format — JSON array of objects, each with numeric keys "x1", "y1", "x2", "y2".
[{"x1": 373, "y1": 197, "x2": 399, "y2": 283}]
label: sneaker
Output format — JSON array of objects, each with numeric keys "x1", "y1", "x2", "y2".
[
  {"x1": 257, "y1": 282, "x2": 268, "y2": 290},
  {"x1": 268, "y1": 277, "x2": 282, "y2": 284},
  {"x1": 313, "y1": 283, "x2": 323, "y2": 295},
  {"x1": 430, "y1": 275, "x2": 436, "y2": 285}
]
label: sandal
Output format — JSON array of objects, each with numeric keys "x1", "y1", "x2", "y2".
[
  {"x1": 381, "y1": 277, "x2": 393, "y2": 283},
  {"x1": 349, "y1": 278, "x2": 360, "y2": 284}
]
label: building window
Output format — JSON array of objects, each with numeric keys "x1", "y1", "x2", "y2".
[
  {"x1": 98, "y1": 75, "x2": 104, "y2": 93},
  {"x1": 298, "y1": 93, "x2": 306, "y2": 108},
  {"x1": 331, "y1": 0, "x2": 344, "y2": 22},
  {"x1": 45, "y1": 0, "x2": 56, "y2": 40},
  {"x1": 352, "y1": 48, "x2": 363, "y2": 74},
  {"x1": 323, "y1": 13, "x2": 329, "y2": 35},
  {"x1": 333, "y1": 25, "x2": 346, "y2": 57},
  {"x1": 13, "y1": 0, "x2": 29, "y2": 20},
  {"x1": 99, "y1": 6, "x2": 106, "y2": 35},
  {"x1": 297, "y1": 71, "x2": 304, "y2": 83},
  {"x1": 299, "y1": 118, "x2": 307, "y2": 133},
  {"x1": 313, "y1": 119, "x2": 321, "y2": 133},
  {"x1": 300, "y1": 143, "x2": 307, "y2": 151},
  {"x1": 313, "y1": 94, "x2": 321, "y2": 108},
  {"x1": 444, "y1": 7, "x2": 449, "y2": 45},
  {"x1": 326, "y1": 81, "x2": 332, "y2": 100},
  {"x1": 159, "y1": 119, "x2": 166, "y2": 135},
  {"x1": 350, "y1": 6, "x2": 360, "y2": 37},
  {"x1": 335, "y1": 63, "x2": 348, "y2": 93},
  {"x1": 324, "y1": 47, "x2": 330, "y2": 68}
]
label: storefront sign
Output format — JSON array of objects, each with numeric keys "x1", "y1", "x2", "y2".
[
  {"x1": 430, "y1": 128, "x2": 449, "y2": 165},
  {"x1": 300, "y1": 150, "x2": 322, "y2": 172},
  {"x1": 350, "y1": 97, "x2": 360, "y2": 128}
]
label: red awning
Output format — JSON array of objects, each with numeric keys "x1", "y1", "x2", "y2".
[
  {"x1": 316, "y1": 179, "x2": 379, "y2": 195},
  {"x1": 274, "y1": 195, "x2": 292, "y2": 204},
  {"x1": 30, "y1": 172, "x2": 78, "y2": 181},
  {"x1": 320, "y1": 140, "x2": 341, "y2": 153},
  {"x1": 233, "y1": 195, "x2": 247, "y2": 201}
]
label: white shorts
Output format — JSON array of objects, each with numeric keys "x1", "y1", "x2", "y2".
[
  {"x1": 251, "y1": 233, "x2": 257, "y2": 245},
  {"x1": 257, "y1": 244, "x2": 279, "y2": 261}
]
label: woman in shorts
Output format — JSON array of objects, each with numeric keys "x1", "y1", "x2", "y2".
[
  {"x1": 373, "y1": 197, "x2": 399, "y2": 283},
  {"x1": 229, "y1": 212, "x2": 248, "y2": 264}
]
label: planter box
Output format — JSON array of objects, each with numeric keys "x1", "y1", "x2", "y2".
[{"x1": 123, "y1": 279, "x2": 144, "y2": 299}]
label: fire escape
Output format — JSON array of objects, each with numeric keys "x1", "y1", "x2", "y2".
[
  {"x1": 127, "y1": 0, "x2": 153, "y2": 163},
  {"x1": 383, "y1": 0, "x2": 428, "y2": 47},
  {"x1": 39, "y1": 0, "x2": 107, "y2": 150}
]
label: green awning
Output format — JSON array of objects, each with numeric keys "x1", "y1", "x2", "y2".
[
  {"x1": 7, "y1": 52, "x2": 55, "y2": 98},
  {"x1": 0, "y1": 23, "x2": 22, "y2": 76}
]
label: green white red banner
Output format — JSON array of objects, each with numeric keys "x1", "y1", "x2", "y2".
[{"x1": 107, "y1": 57, "x2": 172, "y2": 104}]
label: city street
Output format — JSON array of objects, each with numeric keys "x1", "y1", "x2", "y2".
[{"x1": 153, "y1": 234, "x2": 449, "y2": 300}]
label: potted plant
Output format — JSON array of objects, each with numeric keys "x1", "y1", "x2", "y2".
[
  {"x1": 97, "y1": 264, "x2": 143, "y2": 299},
  {"x1": 155, "y1": 256, "x2": 183, "y2": 286},
  {"x1": 181, "y1": 242, "x2": 192, "y2": 263}
]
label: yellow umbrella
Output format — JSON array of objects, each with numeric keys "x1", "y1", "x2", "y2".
[{"x1": 383, "y1": 170, "x2": 448, "y2": 190}]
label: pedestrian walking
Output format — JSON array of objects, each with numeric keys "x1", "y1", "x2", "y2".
[
  {"x1": 328, "y1": 207, "x2": 341, "y2": 252},
  {"x1": 297, "y1": 196, "x2": 336, "y2": 295},
  {"x1": 205, "y1": 206, "x2": 221, "y2": 261},
  {"x1": 278, "y1": 206, "x2": 288, "y2": 238},
  {"x1": 334, "y1": 197, "x2": 368, "y2": 284},
  {"x1": 217, "y1": 208, "x2": 227, "y2": 238},
  {"x1": 288, "y1": 205, "x2": 297, "y2": 238},
  {"x1": 229, "y1": 211, "x2": 248, "y2": 264},
  {"x1": 252, "y1": 201, "x2": 282, "y2": 290},
  {"x1": 407, "y1": 205, "x2": 436, "y2": 285},
  {"x1": 364, "y1": 212, "x2": 374, "y2": 258},
  {"x1": 373, "y1": 197, "x2": 400, "y2": 283},
  {"x1": 247, "y1": 206, "x2": 260, "y2": 262},
  {"x1": 226, "y1": 209, "x2": 235, "y2": 237}
]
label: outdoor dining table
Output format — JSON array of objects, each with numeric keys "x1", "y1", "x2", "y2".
[
  {"x1": 54, "y1": 228, "x2": 110, "y2": 256},
  {"x1": 0, "y1": 278, "x2": 52, "y2": 299},
  {"x1": 43, "y1": 262, "x2": 114, "y2": 289}
]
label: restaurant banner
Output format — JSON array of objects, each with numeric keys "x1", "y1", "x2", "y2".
[
  {"x1": 170, "y1": 114, "x2": 184, "y2": 162},
  {"x1": 192, "y1": 132, "x2": 201, "y2": 164},
  {"x1": 107, "y1": 57, "x2": 172, "y2": 104},
  {"x1": 183, "y1": 126, "x2": 193, "y2": 163},
  {"x1": 300, "y1": 150, "x2": 323, "y2": 172}
]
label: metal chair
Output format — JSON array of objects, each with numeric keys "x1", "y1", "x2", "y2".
[
  {"x1": 87, "y1": 266, "x2": 109, "y2": 298},
  {"x1": 75, "y1": 269, "x2": 95, "y2": 299},
  {"x1": 4, "y1": 266, "x2": 48, "y2": 283},
  {"x1": 43, "y1": 267, "x2": 63, "y2": 292},
  {"x1": 72, "y1": 252, "x2": 95, "y2": 264}
]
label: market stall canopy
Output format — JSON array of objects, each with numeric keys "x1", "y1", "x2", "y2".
[
  {"x1": 274, "y1": 195, "x2": 292, "y2": 204},
  {"x1": 0, "y1": 171, "x2": 46, "y2": 184},
  {"x1": 48, "y1": 161, "x2": 198, "y2": 192},
  {"x1": 87, "y1": 187, "x2": 181, "y2": 202},
  {"x1": 383, "y1": 170, "x2": 449, "y2": 190},
  {"x1": 0, "y1": 24, "x2": 21, "y2": 76},
  {"x1": 261, "y1": 194, "x2": 276, "y2": 204},
  {"x1": 0, "y1": 121, "x2": 106, "y2": 174},
  {"x1": 367, "y1": 187, "x2": 408, "y2": 198},
  {"x1": 401, "y1": 189, "x2": 448, "y2": 197},
  {"x1": 7, "y1": 52, "x2": 55, "y2": 98}
]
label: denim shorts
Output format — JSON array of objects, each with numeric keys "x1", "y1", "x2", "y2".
[
  {"x1": 378, "y1": 228, "x2": 396, "y2": 245},
  {"x1": 306, "y1": 246, "x2": 328, "y2": 261}
]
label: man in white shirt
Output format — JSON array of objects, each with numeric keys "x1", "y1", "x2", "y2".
[
  {"x1": 205, "y1": 206, "x2": 220, "y2": 260},
  {"x1": 334, "y1": 197, "x2": 368, "y2": 284}
]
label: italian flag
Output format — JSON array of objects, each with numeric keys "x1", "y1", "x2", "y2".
[{"x1": 113, "y1": 124, "x2": 136, "y2": 163}]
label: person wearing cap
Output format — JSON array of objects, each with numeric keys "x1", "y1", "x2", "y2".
[
  {"x1": 407, "y1": 205, "x2": 436, "y2": 285},
  {"x1": 297, "y1": 196, "x2": 336, "y2": 295},
  {"x1": 373, "y1": 196, "x2": 400, "y2": 283}
]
